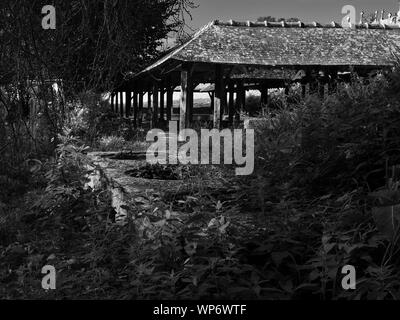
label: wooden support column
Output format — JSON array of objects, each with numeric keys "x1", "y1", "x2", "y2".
[
  {"x1": 306, "y1": 69, "x2": 317, "y2": 96},
  {"x1": 328, "y1": 69, "x2": 338, "y2": 94},
  {"x1": 301, "y1": 84, "x2": 306, "y2": 99},
  {"x1": 138, "y1": 92, "x2": 143, "y2": 128},
  {"x1": 260, "y1": 81, "x2": 269, "y2": 106},
  {"x1": 119, "y1": 91, "x2": 124, "y2": 117},
  {"x1": 159, "y1": 83, "x2": 165, "y2": 122},
  {"x1": 166, "y1": 86, "x2": 173, "y2": 121},
  {"x1": 179, "y1": 67, "x2": 189, "y2": 131},
  {"x1": 110, "y1": 92, "x2": 115, "y2": 112},
  {"x1": 228, "y1": 81, "x2": 235, "y2": 125},
  {"x1": 214, "y1": 64, "x2": 225, "y2": 129},
  {"x1": 148, "y1": 91, "x2": 152, "y2": 127},
  {"x1": 115, "y1": 92, "x2": 119, "y2": 115},
  {"x1": 153, "y1": 84, "x2": 159, "y2": 127},
  {"x1": 236, "y1": 81, "x2": 245, "y2": 122},
  {"x1": 285, "y1": 86, "x2": 290, "y2": 96},
  {"x1": 318, "y1": 78, "x2": 325, "y2": 99},
  {"x1": 260, "y1": 81, "x2": 270, "y2": 114},
  {"x1": 133, "y1": 92, "x2": 138, "y2": 127},
  {"x1": 187, "y1": 82, "x2": 194, "y2": 126},
  {"x1": 209, "y1": 92, "x2": 215, "y2": 112},
  {"x1": 126, "y1": 91, "x2": 132, "y2": 118}
]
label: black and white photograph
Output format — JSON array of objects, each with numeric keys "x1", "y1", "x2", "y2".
[{"x1": 1, "y1": 0, "x2": 400, "y2": 308}]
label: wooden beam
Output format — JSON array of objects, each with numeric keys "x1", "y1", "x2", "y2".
[
  {"x1": 214, "y1": 64, "x2": 225, "y2": 129},
  {"x1": 126, "y1": 91, "x2": 132, "y2": 118}
]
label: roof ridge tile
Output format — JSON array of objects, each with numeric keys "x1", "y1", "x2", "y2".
[{"x1": 213, "y1": 20, "x2": 400, "y2": 30}]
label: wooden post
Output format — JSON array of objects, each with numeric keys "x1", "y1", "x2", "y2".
[
  {"x1": 160, "y1": 83, "x2": 165, "y2": 122},
  {"x1": 236, "y1": 81, "x2": 245, "y2": 122},
  {"x1": 260, "y1": 81, "x2": 269, "y2": 113},
  {"x1": 138, "y1": 92, "x2": 143, "y2": 128},
  {"x1": 115, "y1": 92, "x2": 119, "y2": 115},
  {"x1": 328, "y1": 69, "x2": 338, "y2": 94},
  {"x1": 318, "y1": 80, "x2": 325, "y2": 99},
  {"x1": 209, "y1": 91, "x2": 215, "y2": 121},
  {"x1": 308, "y1": 69, "x2": 318, "y2": 95},
  {"x1": 301, "y1": 84, "x2": 306, "y2": 99},
  {"x1": 187, "y1": 82, "x2": 194, "y2": 126},
  {"x1": 285, "y1": 86, "x2": 290, "y2": 96},
  {"x1": 148, "y1": 91, "x2": 152, "y2": 128},
  {"x1": 133, "y1": 92, "x2": 138, "y2": 127},
  {"x1": 126, "y1": 91, "x2": 132, "y2": 118},
  {"x1": 153, "y1": 84, "x2": 159, "y2": 127},
  {"x1": 214, "y1": 64, "x2": 225, "y2": 129},
  {"x1": 228, "y1": 81, "x2": 235, "y2": 125},
  {"x1": 180, "y1": 68, "x2": 189, "y2": 131},
  {"x1": 119, "y1": 91, "x2": 124, "y2": 117},
  {"x1": 260, "y1": 82, "x2": 268, "y2": 105},
  {"x1": 166, "y1": 86, "x2": 173, "y2": 121},
  {"x1": 210, "y1": 92, "x2": 215, "y2": 111},
  {"x1": 111, "y1": 92, "x2": 115, "y2": 112}
]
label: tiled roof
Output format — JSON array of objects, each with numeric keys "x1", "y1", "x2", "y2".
[{"x1": 134, "y1": 20, "x2": 400, "y2": 79}]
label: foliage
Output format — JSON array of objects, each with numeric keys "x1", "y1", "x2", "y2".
[
  {"x1": 3, "y1": 68, "x2": 400, "y2": 300},
  {"x1": 0, "y1": 0, "x2": 194, "y2": 205},
  {"x1": 0, "y1": 0, "x2": 196, "y2": 92}
]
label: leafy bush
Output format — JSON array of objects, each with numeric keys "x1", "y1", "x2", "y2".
[{"x1": 3, "y1": 70, "x2": 400, "y2": 300}]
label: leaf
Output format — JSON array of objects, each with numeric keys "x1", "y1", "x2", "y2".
[
  {"x1": 47, "y1": 254, "x2": 56, "y2": 261},
  {"x1": 219, "y1": 221, "x2": 230, "y2": 234}
]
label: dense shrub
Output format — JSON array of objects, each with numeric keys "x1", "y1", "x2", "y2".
[
  {"x1": 254, "y1": 72, "x2": 400, "y2": 195},
  {"x1": 3, "y1": 69, "x2": 400, "y2": 300}
]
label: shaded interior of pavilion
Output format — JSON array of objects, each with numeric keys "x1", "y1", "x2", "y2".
[{"x1": 109, "y1": 63, "x2": 378, "y2": 131}]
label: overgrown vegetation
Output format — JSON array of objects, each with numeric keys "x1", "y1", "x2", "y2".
[{"x1": 2, "y1": 69, "x2": 400, "y2": 299}]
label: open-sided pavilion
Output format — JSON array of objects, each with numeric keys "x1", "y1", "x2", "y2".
[{"x1": 110, "y1": 18, "x2": 400, "y2": 130}]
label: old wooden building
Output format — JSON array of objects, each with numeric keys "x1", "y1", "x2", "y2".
[{"x1": 111, "y1": 16, "x2": 400, "y2": 130}]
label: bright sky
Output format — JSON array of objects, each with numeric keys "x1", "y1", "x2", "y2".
[{"x1": 187, "y1": 0, "x2": 400, "y2": 30}]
